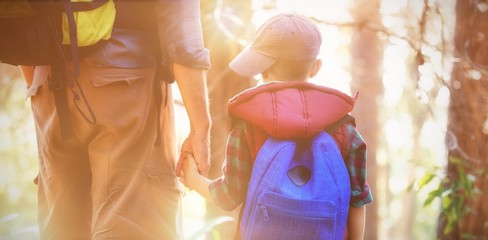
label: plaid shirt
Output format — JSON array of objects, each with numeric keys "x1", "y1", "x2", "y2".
[{"x1": 209, "y1": 120, "x2": 373, "y2": 211}]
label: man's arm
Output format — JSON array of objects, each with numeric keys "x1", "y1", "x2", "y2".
[
  {"x1": 173, "y1": 63, "x2": 211, "y2": 177},
  {"x1": 154, "y1": 0, "x2": 212, "y2": 176}
]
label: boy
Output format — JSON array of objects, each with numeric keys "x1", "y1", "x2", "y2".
[{"x1": 180, "y1": 12, "x2": 372, "y2": 240}]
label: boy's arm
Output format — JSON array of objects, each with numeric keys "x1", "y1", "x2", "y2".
[
  {"x1": 347, "y1": 206, "x2": 366, "y2": 240},
  {"x1": 182, "y1": 154, "x2": 213, "y2": 201},
  {"x1": 182, "y1": 122, "x2": 252, "y2": 211},
  {"x1": 19, "y1": 66, "x2": 35, "y2": 86},
  {"x1": 340, "y1": 124, "x2": 372, "y2": 239}
]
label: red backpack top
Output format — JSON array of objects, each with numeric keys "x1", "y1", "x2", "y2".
[{"x1": 228, "y1": 81, "x2": 357, "y2": 160}]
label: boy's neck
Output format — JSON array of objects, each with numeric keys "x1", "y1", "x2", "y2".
[{"x1": 263, "y1": 78, "x2": 309, "y2": 83}]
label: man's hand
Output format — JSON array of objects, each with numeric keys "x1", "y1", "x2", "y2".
[{"x1": 177, "y1": 131, "x2": 210, "y2": 178}]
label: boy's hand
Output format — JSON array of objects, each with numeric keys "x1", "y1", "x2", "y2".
[{"x1": 180, "y1": 154, "x2": 199, "y2": 189}]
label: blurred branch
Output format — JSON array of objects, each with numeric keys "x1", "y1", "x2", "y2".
[
  {"x1": 445, "y1": 130, "x2": 483, "y2": 165},
  {"x1": 412, "y1": 0, "x2": 429, "y2": 83},
  {"x1": 212, "y1": 0, "x2": 248, "y2": 47},
  {"x1": 435, "y1": 2, "x2": 448, "y2": 74}
]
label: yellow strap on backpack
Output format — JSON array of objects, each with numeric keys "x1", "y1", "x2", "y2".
[{"x1": 61, "y1": 0, "x2": 116, "y2": 47}]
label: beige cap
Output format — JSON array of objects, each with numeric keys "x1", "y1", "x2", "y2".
[{"x1": 229, "y1": 13, "x2": 322, "y2": 77}]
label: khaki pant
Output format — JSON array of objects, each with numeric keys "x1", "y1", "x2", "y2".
[{"x1": 31, "y1": 63, "x2": 181, "y2": 240}]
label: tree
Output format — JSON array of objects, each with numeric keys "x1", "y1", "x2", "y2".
[
  {"x1": 439, "y1": 0, "x2": 488, "y2": 238},
  {"x1": 349, "y1": 0, "x2": 384, "y2": 239},
  {"x1": 0, "y1": 64, "x2": 39, "y2": 239},
  {"x1": 200, "y1": 1, "x2": 255, "y2": 239}
]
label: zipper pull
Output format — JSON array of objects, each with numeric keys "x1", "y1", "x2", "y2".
[{"x1": 261, "y1": 205, "x2": 269, "y2": 221}]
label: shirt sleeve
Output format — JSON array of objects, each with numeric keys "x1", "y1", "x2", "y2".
[
  {"x1": 154, "y1": 0, "x2": 211, "y2": 70},
  {"x1": 209, "y1": 122, "x2": 252, "y2": 211},
  {"x1": 343, "y1": 124, "x2": 373, "y2": 208}
]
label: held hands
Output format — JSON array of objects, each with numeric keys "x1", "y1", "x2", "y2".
[
  {"x1": 179, "y1": 153, "x2": 199, "y2": 189},
  {"x1": 178, "y1": 148, "x2": 213, "y2": 201},
  {"x1": 176, "y1": 131, "x2": 210, "y2": 177}
]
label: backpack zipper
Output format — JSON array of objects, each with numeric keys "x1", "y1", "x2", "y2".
[
  {"x1": 261, "y1": 205, "x2": 269, "y2": 221},
  {"x1": 259, "y1": 204, "x2": 334, "y2": 221}
]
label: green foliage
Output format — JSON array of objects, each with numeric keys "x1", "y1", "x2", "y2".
[
  {"x1": 413, "y1": 156, "x2": 486, "y2": 238},
  {"x1": 0, "y1": 64, "x2": 39, "y2": 239}
]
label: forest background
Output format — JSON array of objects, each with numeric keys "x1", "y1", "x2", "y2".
[{"x1": 1, "y1": 0, "x2": 487, "y2": 239}]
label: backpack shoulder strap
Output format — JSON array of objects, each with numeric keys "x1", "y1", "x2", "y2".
[{"x1": 324, "y1": 114, "x2": 355, "y2": 134}]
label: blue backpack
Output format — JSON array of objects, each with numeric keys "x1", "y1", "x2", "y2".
[{"x1": 240, "y1": 131, "x2": 351, "y2": 240}]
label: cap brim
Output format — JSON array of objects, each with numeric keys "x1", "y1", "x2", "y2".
[{"x1": 229, "y1": 46, "x2": 277, "y2": 77}]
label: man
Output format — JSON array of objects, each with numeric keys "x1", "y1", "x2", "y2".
[{"x1": 21, "y1": 1, "x2": 211, "y2": 239}]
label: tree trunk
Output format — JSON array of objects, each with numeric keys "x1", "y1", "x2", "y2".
[
  {"x1": 349, "y1": 0, "x2": 383, "y2": 239},
  {"x1": 439, "y1": 0, "x2": 488, "y2": 238},
  {"x1": 200, "y1": 1, "x2": 255, "y2": 239}
]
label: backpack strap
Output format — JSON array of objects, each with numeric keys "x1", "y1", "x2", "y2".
[
  {"x1": 50, "y1": 64, "x2": 74, "y2": 141},
  {"x1": 62, "y1": 0, "x2": 109, "y2": 77},
  {"x1": 324, "y1": 114, "x2": 355, "y2": 159},
  {"x1": 244, "y1": 114, "x2": 355, "y2": 164},
  {"x1": 51, "y1": 0, "x2": 106, "y2": 141},
  {"x1": 69, "y1": 0, "x2": 108, "y2": 11},
  {"x1": 62, "y1": 0, "x2": 79, "y2": 77},
  {"x1": 41, "y1": 1, "x2": 76, "y2": 141},
  {"x1": 324, "y1": 114, "x2": 355, "y2": 134}
]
